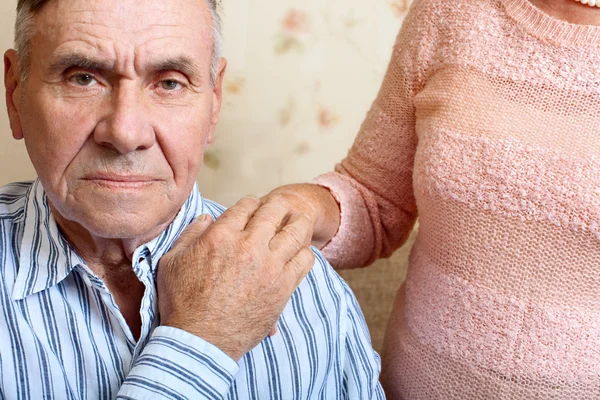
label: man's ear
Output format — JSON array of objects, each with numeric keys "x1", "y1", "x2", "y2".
[
  {"x1": 207, "y1": 57, "x2": 227, "y2": 145},
  {"x1": 4, "y1": 50, "x2": 24, "y2": 140}
]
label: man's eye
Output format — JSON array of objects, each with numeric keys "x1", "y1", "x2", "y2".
[
  {"x1": 70, "y1": 74, "x2": 97, "y2": 86},
  {"x1": 159, "y1": 80, "x2": 183, "y2": 91},
  {"x1": 71, "y1": 74, "x2": 95, "y2": 86}
]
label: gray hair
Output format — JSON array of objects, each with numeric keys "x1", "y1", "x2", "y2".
[{"x1": 14, "y1": 0, "x2": 223, "y2": 86}]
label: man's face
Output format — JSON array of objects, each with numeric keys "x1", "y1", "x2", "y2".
[{"x1": 4, "y1": 0, "x2": 225, "y2": 240}]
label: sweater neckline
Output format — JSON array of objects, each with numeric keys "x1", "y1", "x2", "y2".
[{"x1": 500, "y1": 0, "x2": 600, "y2": 46}]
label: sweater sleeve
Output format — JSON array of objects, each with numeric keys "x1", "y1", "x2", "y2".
[{"x1": 313, "y1": 0, "x2": 438, "y2": 269}]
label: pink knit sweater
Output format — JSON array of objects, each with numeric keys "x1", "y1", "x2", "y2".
[{"x1": 314, "y1": 0, "x2": 600, "y2": 398}]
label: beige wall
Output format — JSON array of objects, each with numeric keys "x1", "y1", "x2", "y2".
[{"x1": 0, "y1": 0, "x2": 413, "y2": 352}]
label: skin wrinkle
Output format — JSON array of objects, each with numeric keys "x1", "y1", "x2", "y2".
[
  {"x1": 47, "y1": 20, "x2": 204, "y2": 81},
  {"x1": 7, "y1": 0, "x2": 225, "y2": 260},
  {"x1": 16, "y1": 1, "x2": 221, "y2": 87}
]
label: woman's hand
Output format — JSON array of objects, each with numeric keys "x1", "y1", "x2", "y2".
[{"x1": 260, "y1": 183, "x2": 341, "y2": 250}]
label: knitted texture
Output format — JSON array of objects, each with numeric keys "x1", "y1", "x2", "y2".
[{"x1": 314, "y1": 0, "x2": 600, "y2": 398}]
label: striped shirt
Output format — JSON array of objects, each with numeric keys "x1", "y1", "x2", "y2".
[{"x1": 0, "y1": 180, "x2": 384, "y2": 399}]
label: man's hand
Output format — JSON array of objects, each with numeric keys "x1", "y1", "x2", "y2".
[{"x1": 157, "y1": 196, "x2": 315, "y2": 361}]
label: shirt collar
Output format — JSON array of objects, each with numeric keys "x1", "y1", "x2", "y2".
[
  {"x1": 132, "y1": 182, "x2": 204, "y2": 276},
  {"x1": 12, "y1": 179, "x2": 204, "y2": 300}
]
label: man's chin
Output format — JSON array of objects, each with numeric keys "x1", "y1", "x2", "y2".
[
  {"x1": 62, "y1": 200, "x2": 174, "y2": 242},
  {"x1": 48, "y1": 184, "x2": 181, "y2": 243},
  {"x1": 80, "y1": 214, "x2": 168, "y2": 242}
]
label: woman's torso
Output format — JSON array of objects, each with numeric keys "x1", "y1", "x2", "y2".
[{"x1": 383, "y1": 0, "x2": 600, "y2": 398}]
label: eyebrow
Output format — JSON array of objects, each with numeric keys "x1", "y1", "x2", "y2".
[
  {"x1": 148, "y1": 56, "x2": 203, "y2": 80},
  {"x1": 48, "y1": 53, "x2": 114, "y2": 75},
  {"x1": 48, "y1": 52, "x2": 204, "y2": 81}
]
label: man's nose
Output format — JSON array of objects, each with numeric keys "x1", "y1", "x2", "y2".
[{"x1": 94, "y1": 84, "x2": 155, "y2": 154}]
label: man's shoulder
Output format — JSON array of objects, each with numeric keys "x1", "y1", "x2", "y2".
[{"x1": 0, "y1": 181, "x2": 33, "y2": 222}]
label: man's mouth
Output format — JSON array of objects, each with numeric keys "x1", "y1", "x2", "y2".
[{"x1": 83, "y1": 174, "x2": 158, "y2": 189}]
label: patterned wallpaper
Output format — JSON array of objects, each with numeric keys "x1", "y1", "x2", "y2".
[{"x1": 198, "y1": 0, "x2": 410, "y2": 205}]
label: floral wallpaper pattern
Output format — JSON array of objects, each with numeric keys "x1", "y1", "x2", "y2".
[{"x1": 199, "y1": 0, "x2": 411, "y2": 207}]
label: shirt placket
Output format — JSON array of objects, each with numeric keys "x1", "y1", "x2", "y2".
[{"x1": 131, "y1": 253, "x2": 160, "y2": 360}]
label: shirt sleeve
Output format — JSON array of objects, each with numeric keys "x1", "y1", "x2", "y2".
[
  {"x1": 313, "y1": 0, "x2": 440, "y2": 269},
  {"x1": 116, "y1": 326, "x2": 240, "y2": 399},
  {"x1": 340, "y1": 282, "x2": 386, "y2": 399}
]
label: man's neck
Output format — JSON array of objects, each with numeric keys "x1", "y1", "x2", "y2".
[
  {"x1": 529, "y1": 0, "x2": 600, "y2": 26},
  {"x1": 49, "y1": 203, "x2": 171, "y2": 274},
  {"x1": 50, "y1": 204, "x2": 157, "y2": 341},
  {"x1": 53, "y1": 214, "x2": 139, "y2": 271}
]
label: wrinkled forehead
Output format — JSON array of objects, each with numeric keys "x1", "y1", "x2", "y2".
[{"x1": 30, "y1": 0, "x2": 213, "y2": 73}]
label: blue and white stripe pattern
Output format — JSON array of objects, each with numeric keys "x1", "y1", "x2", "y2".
[{"x1": 0, "y1": 180, "x2": 384, "y2": 399}]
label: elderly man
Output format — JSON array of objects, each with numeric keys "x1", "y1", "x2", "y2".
[{"x1": 0, "y1": 0, "x2": 384, "y2": 399}]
